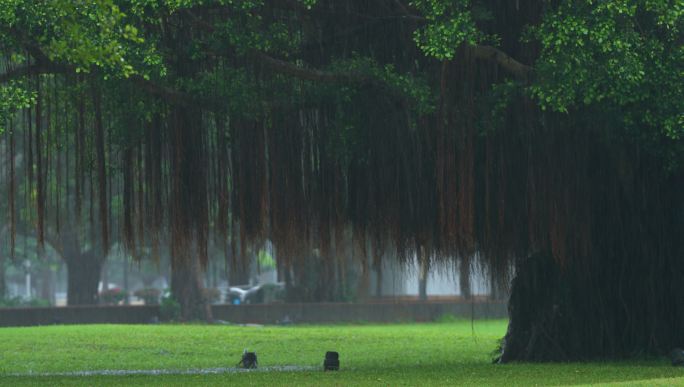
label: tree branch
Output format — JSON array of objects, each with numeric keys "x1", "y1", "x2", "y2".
[
  {"x1": 390, "y1": 0, "x2": 426, "y2": 21},
  {"x1": 0, "y1": 63, "x2": 71, "y2": 83},
  {"x1": 184, "y1": 9, "x2": 378, "y2": 86},
  {"x1": 387, "y1": 1, "x2": 533, "y2": 80},
  {"x1": 0, "y1": 60, "x2": 197, "y2": 106},
  {"x1": 252, "y1": 51, "x2": 373, "y2": 84},
  {"x1": 0, "y1": 64, "x2": 44, "y2": 83},
  {"x1": 129, "y1": 75, "x2": 196, "y2": 106},
  {"x1": 1, "y1": 25, "x2": 198, "y2": 106},
  {"x1": 467, "y1": 45, "x2": 533, "y2": 80}
]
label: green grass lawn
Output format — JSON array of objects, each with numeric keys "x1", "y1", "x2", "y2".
[{"x1": 1, "y1": 319, "x2": 683, "y2": 386}]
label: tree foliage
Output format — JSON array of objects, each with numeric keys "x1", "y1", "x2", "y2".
[{"x1": 528, "y1": 0, "x2": 684, "y2": 165}]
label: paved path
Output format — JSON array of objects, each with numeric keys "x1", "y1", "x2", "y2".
[{"x1": 9, "y1": 365, "x2": 320, "y2": 377}]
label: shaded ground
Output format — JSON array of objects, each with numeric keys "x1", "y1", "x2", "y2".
[{"x1": 1, "y1": 320, "x2": 683, "y2": 386}]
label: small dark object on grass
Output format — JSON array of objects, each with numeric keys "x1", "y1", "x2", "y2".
[
  {"x1": 324, "y1": 351, "x2": 339, "y2": 371},
  {"x1": 671, "y1": 348, "x2": 684, "y2": 366},
  {"x1": 238, "y1": 350, "x2": 258, "y2": 369}
]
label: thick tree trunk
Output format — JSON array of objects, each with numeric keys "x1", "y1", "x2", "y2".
[
  {"x1": 122, "y1": 258, "x2": 129, "y2": 305},
  {"x1": 284, "y1": 262, "x2": 305, "y2": 302},
  {"x1": 316, "y1": 253, "x2": 337, "y2": 301},
  {"x1": 100, "y1": 261, "x2": 109, "y2": 292},
  {"x1": 0, "y1": 253, "x2": 5, "y2": 300},
  {"x1": 39, "y1": 263, "x2": 54, "y2": 304},
  {"x1": 375, "y1": 264, "x2": 383, "y2": 298},
  {"x1": 50, "y1": 230, "x2": 104, "y2": 306},
  {"x1": 229, "y1": 255, "x2": 250, "y2": 286},
  {"x1": 497, "y1": 250, "x2": 684, "y2": 362},
  {"x1": 459, "y1": 259, "x2": 472, "y2": 300},
  {"x1": 157, "y1": 13, "x2": 214, "y2": 321},
  {"x1": 0, "y1": 226, "x2": 7, "y2": 299},
  {"x1": 418, "y1": 248, "x2": 429, "y2": 301},
  {"x1": 168, "y1": 104, "x2": 211, "y2": 321},
  {"x1": 65, "y1": 254, "x2": 103, "y2": 305},
  {"x1": 418, "y1": 276, "x2": 427, "y2": 301},
  {"x1": 171, "y1": 247, "x2": 211, "y2": 321},
  {"x1": 227, "y1": 227, "x2": 250, "y2": 287},
  {"x1": 282, "y1": 263, "x2": 293, "y2": 297},
  {"x1": 357, "y1": 262, "x2": 371, "y2": 301}
]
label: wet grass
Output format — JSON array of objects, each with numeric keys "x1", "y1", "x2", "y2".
[{"x1": 1, "y1": 319, "x2": 683, "y2": 386}]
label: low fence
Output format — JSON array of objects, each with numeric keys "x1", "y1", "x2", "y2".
[
  {"x1": 0, "y1": 301, "x2": 507, "y2": 327},
  {"x1": 211, "y1": 301, "x2": 507, "y2": 324},
  {"x1": 0, "y1": 305, "x2": 160, "y2": 327}
]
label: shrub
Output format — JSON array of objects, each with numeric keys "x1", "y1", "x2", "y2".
[
  {"x1": 0, "y1": 296, "x2": 24, "y2": 307},
  {"x1": 134, "y1": 288, "x2": 161, "y2": 305},
  {"x1": 24, "y1": 298, "x2": 50, "y2": 307},
  {"x1": 0, "y1": 297, "x2": 51, "y2": 308},
  {"x1": 159, "y1": 293, "x2": 181, "y2": 321},
  {"x1": 202, "y1": 287, "x2": 222, "y2": 304},
  {"x1": 99, "y1": 288, "x2": 127, "y2": 305}
]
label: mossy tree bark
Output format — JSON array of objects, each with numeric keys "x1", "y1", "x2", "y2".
[
  {"x1": 499, "y1": 251, "x2": 684, "y2": 362},
  {"x1": 497, "y1": 170, "x2": 684, "y2": 361}
]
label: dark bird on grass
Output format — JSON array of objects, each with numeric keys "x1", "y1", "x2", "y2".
[{"x1": 238, "y1": 349, "x2": 258, "y2": 369}]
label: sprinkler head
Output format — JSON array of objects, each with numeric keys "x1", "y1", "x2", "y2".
[{"x1": 323, "y1": 351, "x2": 339, "y2": 371}]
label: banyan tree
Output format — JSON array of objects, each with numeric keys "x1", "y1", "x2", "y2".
[{"x1": 1, "y1": 0, "x2": 683, "y2": 361}]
